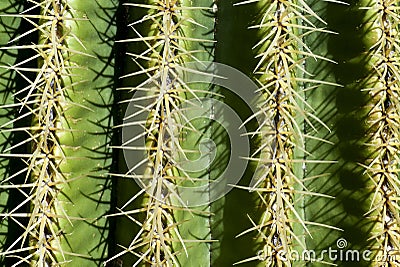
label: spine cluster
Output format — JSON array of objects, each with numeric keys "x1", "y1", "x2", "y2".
[
  {"x1": 109, "y1": 1, "x2": 212, "y2": 265},
  {"x1": 240, "y1": 0, "x2": 334, "y2": 265},
  {"x1": 28, "y1": 1, "x2": 66, "y2": 265},
  {"x1": 364, "y1": 0, "x2": 400, "y2": 264},
  {"x1": 0, "y1": 0, "x2": 81, "y2": 265}
]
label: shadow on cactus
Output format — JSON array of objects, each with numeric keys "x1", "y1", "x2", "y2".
[
  {"x1": 0, "y1": 0, "x2": 116, "y2": 265},
  {"x1": 0, "y1": 0, "x2": 399, "y2": 266}
]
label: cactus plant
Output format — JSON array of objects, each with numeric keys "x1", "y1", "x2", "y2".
[
  {"x1": 0, "y1": 0, "x2": 400, "y2": 266},
  {"x1": 0, "y1": 0, "x2": 115, "y2": 265}
]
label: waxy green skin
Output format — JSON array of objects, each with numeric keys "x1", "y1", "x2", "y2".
[
  {"x1": 304, "y1": 1, "x2": 386, "y2": 266},
  {"x1": 55, "y1": 0, "x2": 116, "y2": 265},
  {"x1": 172, "y1": 1, "x2": 214, "y2": 266}
]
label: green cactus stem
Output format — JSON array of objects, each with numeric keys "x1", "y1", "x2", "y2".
[
  {"x1": 0, "y1": 0, "x2": 115, "y2": 265},
  {"x1": 361, "y1": 0, "x2": 400, "y2": 264},
  {"x1": 233, "y1": 0, "x2": 340, "y2": 265},
  {"x1": 108, "y1": 0, "x2": 215, "y2": 266}
]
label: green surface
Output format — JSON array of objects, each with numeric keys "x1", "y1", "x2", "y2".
[
  {"x1": 211, "y1": 1, "x2": 261, "y2": 266},
  {"x1": 304, "y1": 1, "x2": 380, "y2": 266},
  {"x1": 0, "y1": 0, "x2": 399, "y2": 266},
  {"x1": 57, "y1": 0, "x2": 116, "y2": 265},
  {"x1": 113, "y1": 0, "x2": 215, "y2": 265}
]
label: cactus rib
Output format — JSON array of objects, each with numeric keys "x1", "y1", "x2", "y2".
[
  {"x1": 0, "y1": 0, "x2": 115, "y2": 265},
  {"x1": 234, "y1": 0, "x2": 339, "y2": 265},
  {"x1": 362, "y1": 0, "x2": 400, "y2": 264},
  {"x1": 108, "y1": 1, "x2": 214, "y2": 265}
]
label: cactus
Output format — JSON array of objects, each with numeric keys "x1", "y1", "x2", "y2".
[
  {"x1": 361, "y1": 0, "x2": 400, "y2": 263},
  {"x1": 231, "y1": 0, "x2": 341, "y2": 265},
  {"x1": 0, "y1": 0, "x2": 400, "y2": 266},
  {"x1": 0, "y1": 0, "x2": 115, "y2": 265},
  {"x1": 106, "y1": 0, "x2": 215, "y2": 266}
]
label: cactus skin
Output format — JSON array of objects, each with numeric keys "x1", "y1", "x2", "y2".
[
  {"x1": 171, "y1": 1, "x2": 215, "y2": 266},
  {"x1": 305, "y1": 1, "x2": 400, "y2": 266},
  {"x1": 55, "y1": 0, "x2": 116, "y2": 265},
  {"x1": 210, "y1": 2, "x2": 262, "y2": 266},
  {"x1": 0, "y1": 1, "x2": 73, "y2": 264},
  {"x1": 303, "y1": 2, "x2": 371, "y2": 266}
]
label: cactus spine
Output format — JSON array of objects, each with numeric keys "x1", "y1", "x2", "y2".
[
  {"x1": 0, "y1": 0, "x2": 115, "y2": 265},
  {"x1": 108, "y1": 0, "x2": 214, "y2": 265},
  {"x1": 363, "y1": 0, "x2": 400, "y2": 264},
  {"x1": 234, "y1": 0, "x2": 339, "y2": 265}
]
